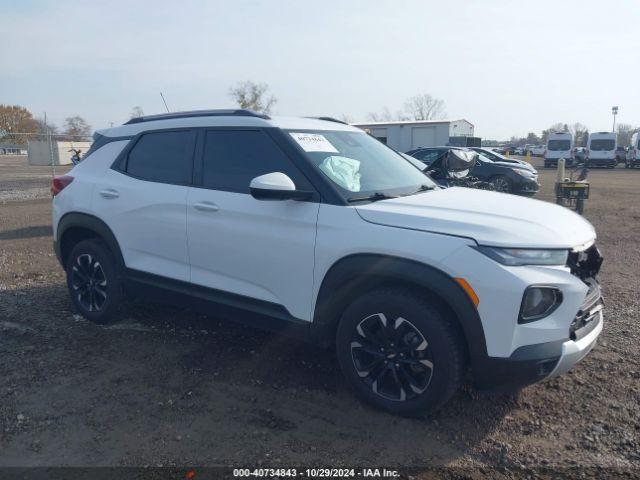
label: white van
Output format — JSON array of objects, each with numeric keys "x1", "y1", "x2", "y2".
[
  {"x1": 587, "y1": 132, "x2": 617, "y2": 168},
  {"x1": 626, "y1": 132, "x2": 640, "y2": 168},
  {"x1": 544, "y1": 132, "x2": 574, "y2": 168}
]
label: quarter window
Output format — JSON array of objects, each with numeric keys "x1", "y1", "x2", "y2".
[
  {"x1": 201, "y1": 130, "x2": 308, "y2": 192},
  {"x1": 126, "y1": 130, "x2": 194, "y2": 184}
]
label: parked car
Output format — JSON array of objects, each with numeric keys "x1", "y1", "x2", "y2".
[
  {"x1": 407, "y1": 146, "x2": 539, "y2": 195},
  {"x1": 531, "y1": 145, "x2": 546, "y2": 157},
  {"x1": 469, "y1": 147, "x2": 536, "y2": 172},
  {"x1": 626, "y1": 132, "x2": 640, "y2": 168},
  {"x1": 513, "y1": 146, "x2": 526, "y2": 155},
  {"x1": 545, "y1": 132, "x2": 574, "y2": 168},
  {"x1": 52, "y1": 110, "x2": 603, "y2": 416},
  {"x1": 587, "y1": 131, "x2": 617, "y2": 168}
]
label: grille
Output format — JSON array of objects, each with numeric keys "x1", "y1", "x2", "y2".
[{"x1": 569, "y1": 278, "x2": 603, "y2": 341}]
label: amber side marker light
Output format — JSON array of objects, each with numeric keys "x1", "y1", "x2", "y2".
[{"x1": 454, "y1": 278, "x2": 479, "y2": 307}]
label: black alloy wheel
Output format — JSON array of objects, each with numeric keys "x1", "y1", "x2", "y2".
[{"x1": 350, "y1": 313, "x2": 434, "y2": 402}]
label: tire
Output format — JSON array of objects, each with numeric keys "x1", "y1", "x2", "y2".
[
  {"x1": 66, "y1": 239, "x2": 123, "y2": 324},
  {"x1": 336, "y1": 288, "x2": 465, "y2": 416},
  {"x1": 490, "y1": 175, "x2": 513, "y2": 193}
]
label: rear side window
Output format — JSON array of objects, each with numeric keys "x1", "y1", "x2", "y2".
[
  {"x1": 201, "y1": 130, "x2": 309, "y2": 193},
  {"x1": 125, "y1": 130, "x2": 194, "y2": 184},
  {"x1": 413, "y1": 150, "x2": 444, "y2": 165}
]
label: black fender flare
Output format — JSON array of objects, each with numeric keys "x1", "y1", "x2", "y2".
[
  {"x1": 55, "y1": 212, "x2": 125, "y2": 269},
  {"x1": 311, "y1": 254, "x2": 488, "y2": 367}
]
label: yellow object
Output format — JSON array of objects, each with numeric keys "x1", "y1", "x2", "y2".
[{"x1": 454, "y1": 278, "x2": 479, "y2": 307}]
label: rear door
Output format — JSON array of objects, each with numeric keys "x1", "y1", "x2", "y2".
[
  {"x1": 94, "y1": 129, "x2": 195, "y2": 281},
  {"x1": 186, "y1": 129, "x2": 320, "y2": 321}
]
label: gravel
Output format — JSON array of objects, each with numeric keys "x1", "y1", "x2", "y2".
[{"x1": 0, "y1": 155, "x2": 638, "y2": 476}]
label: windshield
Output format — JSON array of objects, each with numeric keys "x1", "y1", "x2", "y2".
[
  {"x1": 590, "y1": 139, "x2": 615, "y2": 151},
  {"x1": 287, "y1": 130, "x2": 437, "y2": 199},
  {"x1": 548, "y1": 139, "x2": 571, "y2": 151}
]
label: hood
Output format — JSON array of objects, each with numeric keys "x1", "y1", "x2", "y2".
[
  {"x1": 355, "y1": 187, "x2": 595, "y2": 249},
  {"x1": 492, "y1": 160, "x2": 536, "y2": 172}
]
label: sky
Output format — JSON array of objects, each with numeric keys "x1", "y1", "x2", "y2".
[{"x1": 1, "y1": 0, "x2": 639, "y2": 140}]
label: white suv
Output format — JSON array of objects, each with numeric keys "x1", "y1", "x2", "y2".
[{"x1": 52, "y1": 110, "x2": 604, "y2": 415}]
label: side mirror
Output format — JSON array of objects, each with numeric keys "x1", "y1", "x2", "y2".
[{"x1": 249, "y1": 172, "x2": 312, "y2": 201}]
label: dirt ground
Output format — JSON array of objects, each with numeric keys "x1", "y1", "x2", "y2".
[{"x1": 0, "y1": 155, "x2": 639, "y2": 476}]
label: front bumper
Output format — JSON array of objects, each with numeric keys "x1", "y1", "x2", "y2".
[
  {"x1": 473, "y1": 248, "x2": 604, "y2": 390},
  {"x1": 515, "y1": 178, "x2": 540, "y2": 195},
  {"x1": 547, "y1": 308, "x2": 602, "y2": 379}
]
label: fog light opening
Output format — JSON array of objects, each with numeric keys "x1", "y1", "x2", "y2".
[{"x1": 519, "y1": 286, "x2": 563, "y2": 324}]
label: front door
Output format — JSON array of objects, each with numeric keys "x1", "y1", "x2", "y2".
[{"x1": 187, "y1": 129, "x2": 319, "y2": 321}]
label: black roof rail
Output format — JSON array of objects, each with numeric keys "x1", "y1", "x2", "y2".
[
  {"x1": 124, "y1": 109, "x2": 270, "y2": 125},
  {"x1": 309, "y1": 116, "x2": 349, "y2": 125}
]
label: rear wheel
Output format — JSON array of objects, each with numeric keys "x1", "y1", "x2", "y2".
[
  {"x1": 490, "y1": 175, "x2": 513, "y2": 193},
  {"x1": 336, "y1": 288, "x2": 465, "y2": 416},
  {"x1": 66, "y1": 239, "x2": 122, "y2": 324}
]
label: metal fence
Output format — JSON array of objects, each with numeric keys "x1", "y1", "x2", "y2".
[{"x1": 0, "y1": 132, "x2": 93, "y2": 176}]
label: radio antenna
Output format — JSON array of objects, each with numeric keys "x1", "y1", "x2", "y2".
[{"x1": 160, "y1": 92, "x2": 170, "y2": 113}]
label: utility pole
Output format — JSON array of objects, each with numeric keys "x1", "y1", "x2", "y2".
[{"x1": 612, "y1": 106, "x2": 618, "y2": 132}]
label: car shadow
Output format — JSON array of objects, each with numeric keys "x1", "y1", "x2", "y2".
[
  {"x1": 0, "y1": 225, "x2": 52, "y2": 241},
  {"x1": 1, "y1": 282, "x2": 516, "y2": 468}
]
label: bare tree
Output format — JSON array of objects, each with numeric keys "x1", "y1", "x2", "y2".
[
  {"x1": 130, "y1": 106, "x2": 144, "y2": 119},
  {"x1": 229, "y1": 81, "x2": 276, "y2": 114},
  {"x1": 0, "y1": 104, "x2": 38, "y2": 144},
  {"x1": 616, "y1": 123, "x2": 637, "y2": 147},
  {"x1": 366, "y1": 107, "x2": 409, "y2": 122},
  {"x1": 64, "y1": 116, "x2": 92, "y2": 138},
  {"x1": 569, "y1": 123, "x2": 588, "y2": 146},
  {"x1": 403, "y1": 94, "x2": 446, "y2": 121},
  {"x1": 34, "y1": 117, "x2": 59, "y2": 139},
  {"x1": 541, "y1": 123, "x2": 568, "y2": 143}
]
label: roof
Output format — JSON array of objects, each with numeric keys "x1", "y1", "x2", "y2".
[
  {"x1": 353, "y1": 119, "x2": 472, "y2": 127},
  {"x1": 99, "y1": 109, "x2": 359, "y2": 138}
]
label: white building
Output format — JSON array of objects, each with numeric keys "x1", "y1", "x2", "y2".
[
  {"x1": 353, "y1": 119, "x2": 475, "y2": 152},
  {"x1": 28, "y1": 140, "x2": 92, "y2": 166}
]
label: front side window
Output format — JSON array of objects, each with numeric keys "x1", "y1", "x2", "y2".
[
  {"x1": 590, "y1": 139, "x2": 615, "y2": 151},
  {"x1": 548, "y1": 139, "x2": 571, "y2": 151},
  {"x1": 126, "y1": 130, "x2": 194, "y2": 184},
  {"x1": 287, "y1": 130, "x2": 436, "y2": 199},
  {"x1": 201, "y1": 130, "x2": 309, "y2": 193}
]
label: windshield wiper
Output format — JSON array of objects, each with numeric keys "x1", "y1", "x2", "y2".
[
  {"x1": 409, "y1": 184, "x2": 436, "y2": 195},
  {"x1": 347, "y1": 192, "x2": 399, "y2": 203}
]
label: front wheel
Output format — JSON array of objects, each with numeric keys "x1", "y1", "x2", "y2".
[
  {"x1": 336, "y1": 288, "x2": 465, "y2": 416},
  {"x1": 490, "y1": 175, "x2": 513, "y2": 193},
  {"x1": 66, "y1": 239, "x2": 123, "y2": 324}
]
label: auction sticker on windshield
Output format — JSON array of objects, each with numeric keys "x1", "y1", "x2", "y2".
[{"x1": 289, "y1": 132, "x2": 338, "y2": 153}]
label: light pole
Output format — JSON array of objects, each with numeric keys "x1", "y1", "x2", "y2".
[{"x1": 612, "y1": 106, "x2": 618, "y2": 132}]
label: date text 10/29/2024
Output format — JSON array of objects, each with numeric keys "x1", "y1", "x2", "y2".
[{"x1": 232, "y1": 468, "x2": 400, "y2": 478}]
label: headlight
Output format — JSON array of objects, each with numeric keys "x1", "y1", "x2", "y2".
[
  {"x1": 475, "y1": 246, "x2": 568, "y2": 266},
  {"x1": 519, "y1": 286, "x2": 563, "y2": 323},
  {"x1": 512, "y1": 168, "x2": 534, "y2": 177}
]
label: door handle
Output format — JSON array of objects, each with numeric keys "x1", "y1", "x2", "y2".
[
  {"x1": 99, "y1": 189, "x2": 119, "y2": 199},
  {"x1": 194, "y1": 201, "x2": 219, "y2": 212}
]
